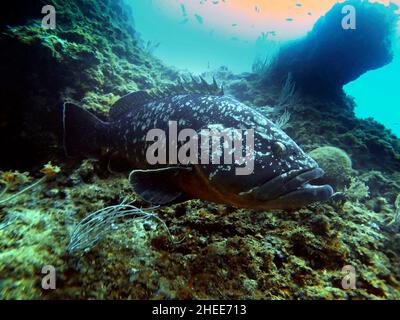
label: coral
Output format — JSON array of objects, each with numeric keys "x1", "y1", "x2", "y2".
[
  {"x1": 309, "y1": 146, "x2": 354, "y2": 191},
  {"x1": 344, "y1": 177, "x2": 370, "y2": 204},
  {"x1": 0, "y1": 207, "x2": 67, "y2": 299},
  {"x1": 0, "y1": 162, "x2": 61, "y2": 205},
  {"x1": 0, "y1": 171, "x2": 32, "y2": 191},
  {"x1": 359, "y1": 171, "x2": 400, "y2": 202},
  {"x1": 0, "y1": 156, "x2": 398, "y2": 299},
  {"x1": 40, "y1": 162, "x2": 61, "y2": 177}
]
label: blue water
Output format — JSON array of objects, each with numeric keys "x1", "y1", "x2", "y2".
[
  {"x1": 344, "y1": 38, "x2": 400, "y2": 138},
  {"x1": 129, "y1": 1, "x2": 260, "y2": 73},
  {"x1": 129, "y1": 1, "x2": 400, "y2": 138}
]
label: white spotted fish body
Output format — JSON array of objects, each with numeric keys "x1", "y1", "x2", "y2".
[{"x1": 64, "y1": 93, "x2": 333, "y2": 209}]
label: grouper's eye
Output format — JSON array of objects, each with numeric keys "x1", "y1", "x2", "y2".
[{"x1": 272, "y1": 141, "x2": 287, "y2": 155}]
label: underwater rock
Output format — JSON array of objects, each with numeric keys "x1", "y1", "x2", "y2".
[
  {"x1": 360, "y1": 170, "x2": 400, "y2": 203},
  {"x1": 309, "y1": 146, "x2": 353, "y2": 190},
  {"x1": 265, "y1": 0, "x2": 399, "y2": 97},
  {"x1": 0, "y1": 0, "x2": 180, "y2": 170},
  {"x1": 367, "y1": 196, "x2": 390, "y2": 213}
]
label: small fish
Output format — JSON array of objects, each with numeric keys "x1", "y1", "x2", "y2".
[
  {"x1": 180, "y1": 4, "x2": 187, "y2": 17},
  {"x1": 255, "y1": 5, "x2": 260, "y2": 13},
  {"x1": 63, "y1": 91, "x2": 333, "y2": 210},
  {"x1": 286, "y1": 18, "x2": 294, "y2": 22},
  {"x1": 195, "y1": 14, "x2": 203, "y2": 24},
  {"x1": 264, "y1": 31, "x2": 277, "y2": 37},
  {"x1": 296, "y1": 3, "x2": 302, "y2": 7}
]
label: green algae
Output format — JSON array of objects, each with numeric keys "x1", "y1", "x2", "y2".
[
  {"x1": 309, "y1": 146, "x2": 354, "y2": 191},
  {"x1": 1, "y1": 164, "x2": 399, "y2": 299}
]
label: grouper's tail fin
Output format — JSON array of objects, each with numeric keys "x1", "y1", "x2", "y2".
[{"x1": 62, "y1": 102, "x2": 110, "y2": 157}]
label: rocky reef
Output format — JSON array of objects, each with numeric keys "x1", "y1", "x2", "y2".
[
  {"x1": 0, "y1": 0, "x2": 180, "y2": 169},
  {"x1": 0, "y1": 0, "x2": 400, "y2": 300},
  {"x1": 265, "y1": 0, "x2": 399, "y2": 97}
]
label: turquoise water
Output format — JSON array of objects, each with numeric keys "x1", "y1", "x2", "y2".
[
  {"x1": 129, "y1": 1, "x2": 400, "y2": 137},
  {"x1": 129, "y1": 1, "x2": 262, "y2": 73},
  {"x1": 344, "y1": 38, "x2": 400, "y2": 138}
]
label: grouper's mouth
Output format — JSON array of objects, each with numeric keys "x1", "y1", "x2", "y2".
[{"x1": 252, "y1": 167, "x2": 334, "y2": 208}]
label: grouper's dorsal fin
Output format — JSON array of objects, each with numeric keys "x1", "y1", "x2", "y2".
[
  {"x1": 109, "y1": 91, "x2": 154, "y2": 120},
  {"x1": 151, "y1": 76, "x2": 223, "y2": 98},
  {"x1": 176, "y1": 75, "x2": 224, "y2": 95}
]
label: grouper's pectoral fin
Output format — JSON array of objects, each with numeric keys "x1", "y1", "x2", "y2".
[{"x1": 128, "y1": 167, "x2": 192, "y2": 205}]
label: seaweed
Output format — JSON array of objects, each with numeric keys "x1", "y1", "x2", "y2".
[
  {"x1": 343, "y1": 177, "x2": 370, "y2": 203},
  {"x1": 143, "y1": 40, "x2": 160, "y2": 55},
  {"x1": 275, "y1": 109, "x2": 291, "y2": 130},
  {"x1": 276, "y1": 72, "x2": 299, "y2": 110},
  {"x1": 252, "y1": 32, "x2": 280, "y2": 74}
]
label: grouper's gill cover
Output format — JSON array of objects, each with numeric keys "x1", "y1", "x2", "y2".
[{"x1": 63, "y1": 92, "x2": 333, "y2": 210}]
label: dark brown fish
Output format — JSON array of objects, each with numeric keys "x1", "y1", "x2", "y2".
[{"x1": 63, "y1": 90, "x2": 333, "y2": 209}]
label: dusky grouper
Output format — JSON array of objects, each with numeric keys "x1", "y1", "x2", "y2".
[{"x1": 63, "y1": 90, "x2": 333, "y2": 210}]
